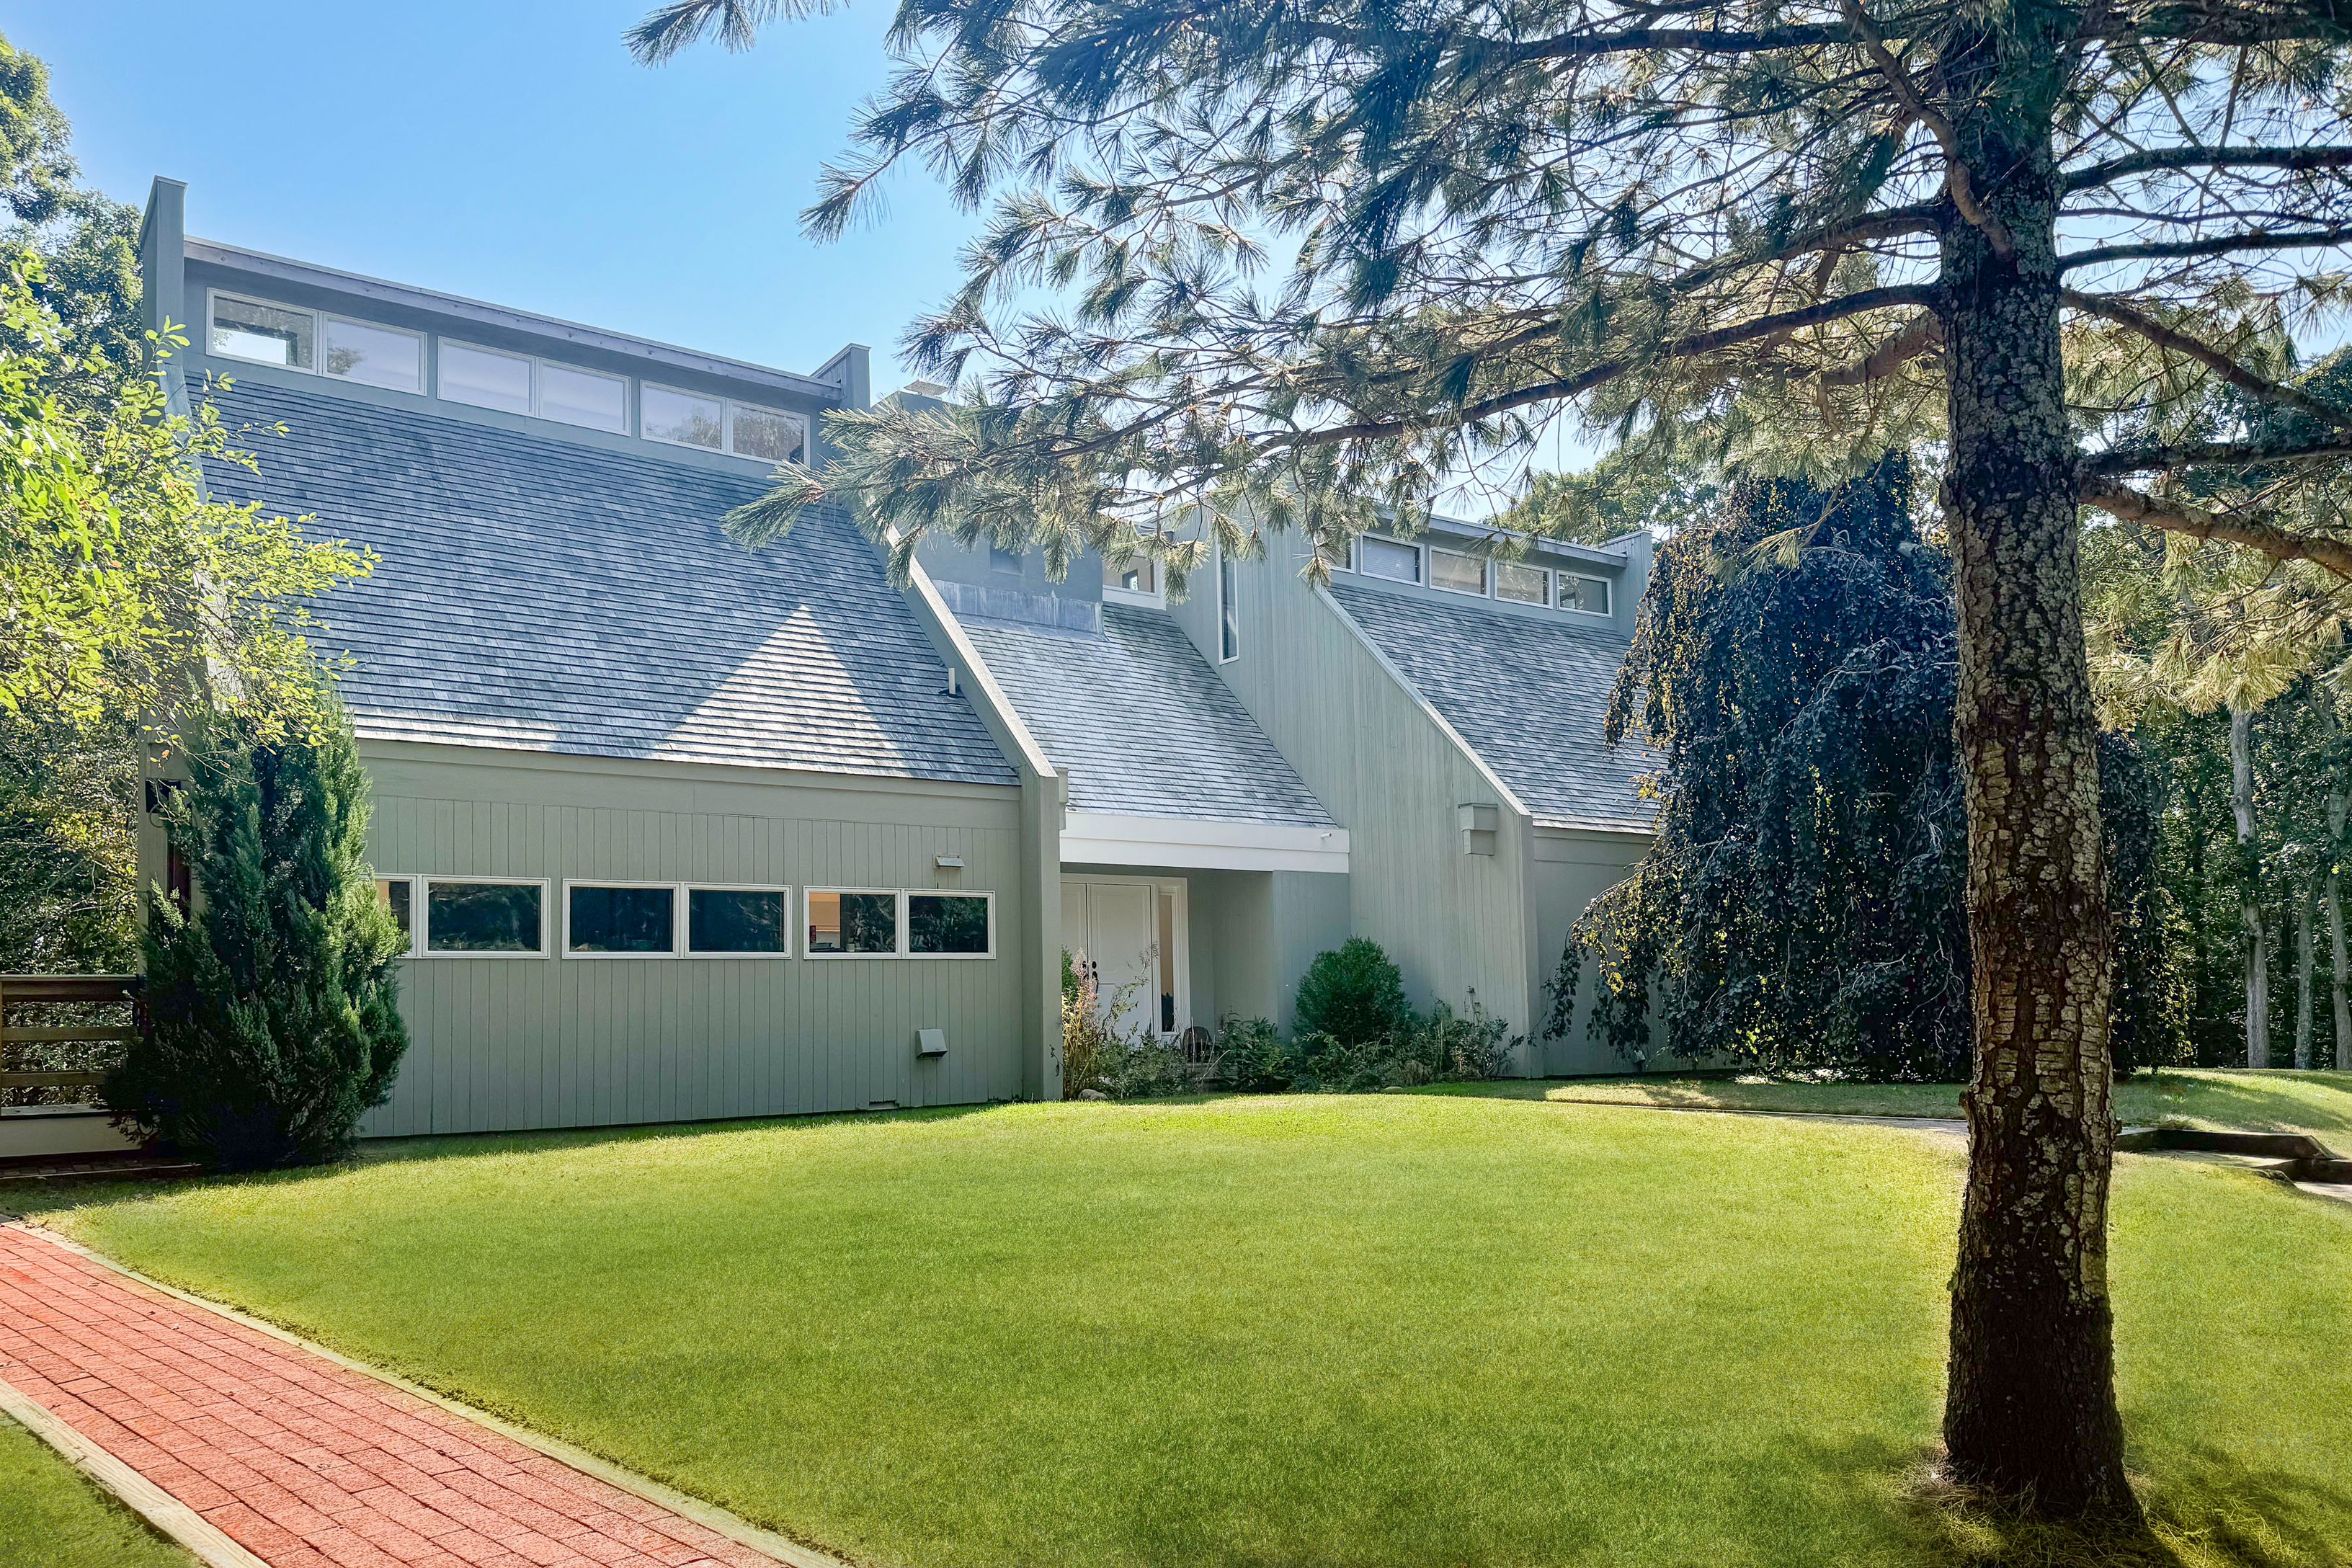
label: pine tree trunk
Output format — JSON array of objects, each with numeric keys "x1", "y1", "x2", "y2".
[
  {"x1": 2230, "y1": 706, "x2": 2270, "y2": 1067},
  {"x1": 2295, "y1": 888, "x2": 2315, "y2": 1070},
  {"x1": 1936, "y1": 122, "x2": 2134, "y2": 1515}
]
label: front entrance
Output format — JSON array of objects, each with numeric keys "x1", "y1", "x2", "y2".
[{"x1": 1061, "y1": 875, "x2": 1190, "y2": 1039}]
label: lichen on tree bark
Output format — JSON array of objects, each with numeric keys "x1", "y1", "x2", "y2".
[{"x1": 1937, "y1": 81, "x2": 2136, "y2": 1516}]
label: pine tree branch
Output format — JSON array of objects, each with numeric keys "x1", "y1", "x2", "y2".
[
  {"x1": 1838, "y1": 0, "x2": 2014, "y2": 257},
  {"x1": 2067, "y1": 143, "x2": 2352, "y2": 192},
  {"x1": 2061, "y1": 289, "x2": 2352, "y2": 430},
  {"x1": 2128, "y1": 0, "x2": 2352, "y2": 46},
  {"x1": 1277, "y1": 284, "x2": 1943, "y2": 447},
  {"x1": 2061, "y1": 222, "x2": 2352, "y2": 269},
  {"x1": 2081, "y1": 478, "x2": 2352, "y2": 577},
  {"x1": 2082, "y1": 434, "x2": 2352, "y2": 475},
  {"x1": 1814, "y1": 311, "x2": 1943, "y2": 385}
]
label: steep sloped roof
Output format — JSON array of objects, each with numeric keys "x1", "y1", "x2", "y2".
[
  {"x1": 201, "y1": 380, "x2": 1015, "y2": 787},
  {"x1": 1327, "y1": 581, "x2": 1655, "y2": 832},
  {"x1": 956, "y1": 604, "x2": 1335, "y2": 827}
]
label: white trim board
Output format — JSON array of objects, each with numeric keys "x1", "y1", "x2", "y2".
[{"x1": 1060, "y1": 812, "x2": 1349, "y2": 873}]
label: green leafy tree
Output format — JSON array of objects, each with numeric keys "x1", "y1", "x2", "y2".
[
  {"x1": 1292, "y1": 937, "x2": 1412, "y2": 1046},
  {"x1": 639, "y1": 0, "x2": 2352, "y2": 1513},
  {"x1": 0, "y1": 32, "x2": 370, "y2": 974},
  {"x1": 110, "y1": 703, "x2": 408, "y2": 1170}
]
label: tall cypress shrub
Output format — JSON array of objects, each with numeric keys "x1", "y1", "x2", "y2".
[{"x1": 109, "y1": 702, "x2": 407, "y2": 1168}]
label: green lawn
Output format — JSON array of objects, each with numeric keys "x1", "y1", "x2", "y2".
[
  {"x1": 0, "y1": 1412, "x2": 199, "y2": 1568},
  {"x1": 1446, "y1": 1067, "x2": 2352, "y2": 1141},
  {"x1": 26, "y1": 1095, "x2": 2352, "y2": 1568}
]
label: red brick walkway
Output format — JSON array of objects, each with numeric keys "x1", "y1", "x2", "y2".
[{"x1": 0, "y1": 1222, "x2": 782, "y2": 1568}]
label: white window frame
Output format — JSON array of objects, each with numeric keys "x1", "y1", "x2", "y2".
[
  {"x1": 533, "y1": 360, "x2": 631, "y2": 434},
  {"x1": 1494, "y1": 559, "x2": 1551, "y2": 607},
  {"x1": 320, "y1": 313, "x2": 424, "y2": 393},
  {"x1": 639, "y1": 382, "x2": 729, "y2": 454},
  {"x1": 1217, "y1": 543, "x2": 1241, "y2": 663},
  {"x1": 1357, "y1": 534, "x2": 1423, "y2": 585},
  {"x1": 683, "y1": 883, "x2": 796, "y2": 959},
  {"x1": 639, "y1": 384, "x2": 813, "y2": 466},
  {"x1": 1315, "y1": 535, "x2": 1357, "y2": 574},
  {"x1": 437, "y1": 339, "x2": 537, "y2": 414},
  {"x1": 561, "y1": 879, "x2": 685, "y2": 960},
  {"x1": 1558, "y1": 571, "x2": 1614, "y2": 618},
  {"x1": 417, "y1": 876, "x2": 551, "y2": 959},
  {"x1": 803, "y1": 886, "x2": 909, "y2": 959},
  {"x1": 723, "y1": 399, "x2": 810, "y2": 465},
  {"x1": 375, "y1": 874, "x2": 419, "y2": 958},
  {"x1": 906, "y1": 889, "x2": 997, "y2": 961},
  {"x1": 801, "y1": 888, "x2": 999, "y2": 959},
  {"x1": 205, "y1": 290, "x2": 318, "y2": 372},
  {"x1": 1429, "y1": 546, "x2": 1490, "y2": 598}
]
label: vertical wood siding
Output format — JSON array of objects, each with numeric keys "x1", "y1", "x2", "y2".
[
  {"x1": 1528, "y1": 829, "x2": 1657, "y2": 1074},
  {"x1": 1166, "y1": 539, "x2": 1538, "y2": 1048},
  {"x1": 360, "y1": 744, "x2": 1026, "y2": 1137}
]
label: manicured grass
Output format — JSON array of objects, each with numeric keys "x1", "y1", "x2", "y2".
[
  {"x1": 27, "y1": 1095, "x2": 2352, "y2": 1568},
  {"x1": 1448, "y1": 1067, "x2": 2352, "y2": 1140},
  {"x1": 0, "y1": 1412, "x2": 200, "y2": 1568}
]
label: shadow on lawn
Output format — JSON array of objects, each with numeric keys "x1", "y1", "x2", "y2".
[
  {"x1": 1794, "y1": 1435, "x2": 2352, "y2": 1568},
  {"x1": 2132, "y1": 1072, "x2": 2352, "y2": 1139}
]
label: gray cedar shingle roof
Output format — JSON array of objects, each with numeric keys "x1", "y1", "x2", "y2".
[
  {"x1": 956, "y1": 604, "x2": 1336, "y2": 827},
  {"x1": 201, "y1": 380, "x2": 1016, "y2": 788},
  {"x1": 1327, "y1": 580, "x2": 1656, "y2": 833}
]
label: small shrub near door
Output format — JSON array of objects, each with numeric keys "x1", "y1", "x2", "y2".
[
  {"x1": 1293, "y1": 937, "x2": 1413, "y2": 1045},
  {"x1": 108, "y1": 703, "x2": 409, "y2": 1170}
]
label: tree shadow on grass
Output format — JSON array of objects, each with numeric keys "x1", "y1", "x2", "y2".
[
  {"x1": 1790, "y1": 1435, "x2": 2352, "y2": 1568},
  {"x1": 2124, "y1": 1072, "x2": 2352, "y2": 1140}
]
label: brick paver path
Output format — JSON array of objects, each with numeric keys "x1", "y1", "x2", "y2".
[{"x1": 0, "y1": 1222, "x2": 778, "y2": 1568}]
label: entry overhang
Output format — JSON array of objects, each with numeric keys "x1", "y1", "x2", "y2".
[{"x1": 1060, "y1": 812, "x2": 1350, "y2": 873}]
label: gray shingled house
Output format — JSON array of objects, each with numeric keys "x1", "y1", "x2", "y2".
[{"x1": 133, "y1": 177, "x2": 1655, "y2": 1139}]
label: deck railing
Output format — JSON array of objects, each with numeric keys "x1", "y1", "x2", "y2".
[{"x1": 0, "y1": 974, "x2": 141, "y2": 1112}]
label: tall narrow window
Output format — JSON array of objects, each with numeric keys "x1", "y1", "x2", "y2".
[
  {"x1": 1218, "y1": 547, "x2": 1240, "y2": 662},
  {"x1": 376, "y1": 878, "x2": 415, "y2": 955}
]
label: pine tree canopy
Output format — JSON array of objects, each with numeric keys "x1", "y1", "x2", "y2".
[{"x1": 638, "y1": 0, "x2": 2352, "y2": 589}]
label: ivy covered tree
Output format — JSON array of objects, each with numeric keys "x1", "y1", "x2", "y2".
[
  {"x1": 1560, "y1": 460, "x2": 2179, "y2": 1082},
  {"x1": 109, "y1": 701, "x2": 409, "y2": 1170},
  {"x1": 637, "y1": 0, "x2": 2352, "y2": 1515}
]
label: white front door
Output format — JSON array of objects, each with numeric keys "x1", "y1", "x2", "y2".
[{"x1": 1061, "y1": 876, "x2": 1190, "y2": 1038}]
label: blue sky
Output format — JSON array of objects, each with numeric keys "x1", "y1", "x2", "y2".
[{"x1": 13, "y1": 1, "x2": 976, "y2": 392}]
